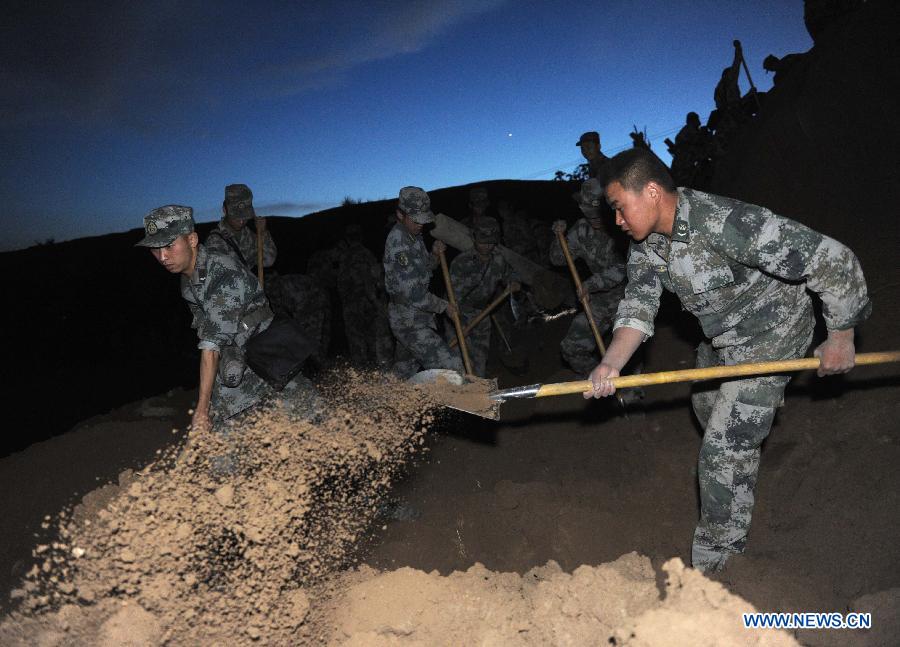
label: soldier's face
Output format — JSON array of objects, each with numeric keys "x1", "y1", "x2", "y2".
[
  {"x1": 605, "y1": 181, "x2": 657, "y2": 242},
  {"x1": 581, "y1": 206, "x2": 604, "y2": 229},
  {"x1": 151, "y1": 233, "x2": 198, "y2": 275},
  {"x1": 475, "y1": 241, "x2": 495, "y2": 257},
  {"x1": 397, "y1": 211, "x2": 423, "y2": 236},
  {"x1": 469, "y1": 200, "x2": 488, "y2": 216},
  {"x1": 580, "y1": 141, "x2": 599, "y2": 160}
]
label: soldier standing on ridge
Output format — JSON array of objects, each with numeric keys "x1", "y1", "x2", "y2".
[
  {"x1": 585, "y1": 148, "x2": 870, "y2": 572},
  {"x1": 136, "y1": 205, "x2": 318, "y2": 432},
  {"x1": 577, "y1": 131, "x2": 609, "y2": 179},
  {"x1": 206, "y1": 183, "x2": 276, "y2": 271},
  {"x1": 384, "y1": 186, "x2": 464, "y2": 379},
  {"x1": 550, "y1": 178, "x2": 627, "y2": 375},
  {"x1": 449, "y1": 217, "x2": 520, "y2": 377}
]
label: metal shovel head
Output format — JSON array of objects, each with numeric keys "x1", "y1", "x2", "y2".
[
  {"x1": 408, "y1": 369, "x2": 465, "y2": 386},
  {"x1": 408, "y1": 370, "x2": 501, "y2": 420}
]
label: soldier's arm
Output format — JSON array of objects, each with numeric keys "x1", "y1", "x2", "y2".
[
  {"x1": 720, "y1": 207, "x2": 871, "y2": 332},
  {"x1": 583, "y1": 239, "x2": 627, "y2": 294},
  {"x1": 384, "y1": 236, "x2": 447, "y2": 313},
  {"x1": 196, "y1": 260, "x2": 252, "y2": 351},
  {"x1": 449, "y1": 256, "x2": 479, "y2": 303},
  {"x1": 611, "y1": 241, "x2": 663, "y2": 340},
  {"x1": 548, "y1": 225, "x2": 567, "y2": 266},
  {"x1": 193, "y1": 348, "x2": 219, "y2": 431},
  {"x1": 720, "y1": 207, "x2": 870, "y2": 373}
]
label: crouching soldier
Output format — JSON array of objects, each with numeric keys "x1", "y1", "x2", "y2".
[{"x1": 137, "y1": 205, "x2": 316, "y2": 431}]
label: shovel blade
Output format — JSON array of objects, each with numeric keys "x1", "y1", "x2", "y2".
[{"x1": 408, "y1": 370, "x2": 501, "y2": 420}]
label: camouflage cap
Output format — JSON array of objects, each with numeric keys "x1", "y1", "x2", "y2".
[
  {"x1": 224, "y1": 183, "x2": 255, "y2": 221},
  {"x1": 576, "y1": 131, "x2": 600, "y2": 146},
  {"x1": 398, "y1": 186, "x2": 434, "y2": 224},
  {"x1": 473, "y1": 216, "x2": 501, "y2": 244},
  {"x1": 468, "y1": 185, "x2": 489, "y2": 206},
  {"x1": 578, "y1": 178, "x2": 605, "y2": 211},
  {"x1": 135, "y1": 205, "x2": 195, "y2": 248}
]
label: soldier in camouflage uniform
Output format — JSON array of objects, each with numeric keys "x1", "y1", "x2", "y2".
[
  {"x1": 206, "y1": 184, "x2": 277, "y2": 271},
  {"x1": 336, "y1": 223, "x2": 388, "y2": 367},
  {"x1": 265, "y1": 271, "x2": 331, "y2": 364},
  {"x1": 497, "y1": 198, "x2": 541, "y2": 265},
  {"x1": 459, "y1": 185, "x2": 492, "y2": 231},
  {"x1": 577, "y1": 131, "x2": 610, "y2": 179},
  {"x1": 585, "y1": 149, "x2": 871, "y2": 572},
  {"x1": 550, "y1": 178, "x2": 627, "y2": 375},
  {"x1": 137, "y1": 206, "x2": 318, "y2": 431},
  {"x1": 384, "y1": 186, "x2": 464, "y2": 379},
  {"x1": 449, "y1": 217, "x2": 521, "y2": 377}
]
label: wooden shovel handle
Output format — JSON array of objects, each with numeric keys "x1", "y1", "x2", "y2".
[
  {"x1": 449, "y1": 285, "x2": 515, "y2": 348},
  {"x1": 438, "y1": 249, "x2": 474, "y2": 375},
  {"x1": 533, "y1": 351, "x2": 900, "y2": 398},
  {"x1": 555, "y1": 229, "x2": 606, "y2": 356}
]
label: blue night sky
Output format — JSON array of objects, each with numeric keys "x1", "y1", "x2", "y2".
[{"x1": 1, "y1": 0, "x2": 812, "y2": 251}]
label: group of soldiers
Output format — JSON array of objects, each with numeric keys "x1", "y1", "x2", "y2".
[
  {"x1": 666, "y1": 40, "x2": 770, "y2": 189},
  {"x1": 137, "y1": 133, "x2": 870, "y2": 576}
]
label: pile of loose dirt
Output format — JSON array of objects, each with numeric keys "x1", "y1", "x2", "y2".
[
  {"x1": 324, "y1": 553, "x2": 798, "y2": 646},
  {"x1": 0, "y1": 369, "x2": 437, "y2": 645}
]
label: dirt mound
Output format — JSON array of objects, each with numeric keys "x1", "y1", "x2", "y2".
[
  {"x1": 326, "y1": 553, "x2": 797, "y2": 646},
  {"x1": 0, "y1": 369, "x2": 438, "y2": 645}
]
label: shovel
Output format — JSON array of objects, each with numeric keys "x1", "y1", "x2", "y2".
[
  {"x1": 417, "y1": 351, "x2": 900, "y2": 420},
  {"x1": 408, "y1": 369, "x2": 501, "y2": 420}
]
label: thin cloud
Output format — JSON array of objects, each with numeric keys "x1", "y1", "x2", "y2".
[
  {"x1": 256, "y1": 201, "x2": 332, "y2": 215},
  {"x1": 262, "y1": 0, "x2": 508, "y2": 95}
]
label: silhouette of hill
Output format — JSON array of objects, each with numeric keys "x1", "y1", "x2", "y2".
[{"x1": 2, "y1": 0, "x2": 898, "y2": 457}]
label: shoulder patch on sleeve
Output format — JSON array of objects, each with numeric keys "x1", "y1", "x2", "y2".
[{"x1": 395, "y1": 252, "x2": 408, "y2": 267}]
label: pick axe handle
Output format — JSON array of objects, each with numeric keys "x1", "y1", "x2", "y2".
[
  {"x1": 734, "y1": 40, "x2": 762, "y2": 112},
  {"x1": 438, "y1": 250, "x2": 474, "y2": 375},
  {"x1": 531, "y1": 352, "x2": 900, "y2": 398},
  {"x1": 491, "y1": 315, "x2": 513, "y2": 353},
  {"x1": 449, "y1": 285, "x2": 515, "y2": 348},
  {"x1": 255, "y1": 220, "x2": 265, "y2": 289},
  {"x1": 555, "y1": 229, "x2": 607, "y2": 356}
]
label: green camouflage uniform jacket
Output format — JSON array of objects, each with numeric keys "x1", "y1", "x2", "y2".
[
  {"x1": 449, "y1": 248, "x2": 516, "y2": 313},
  {"x1": 383, "y1": 223, "x2": 447, "y2": 320},
  {"x1": 550, "y1": 217, "x2": 627, "y2": 296},
  {"x1": 614, "y1": 188, "x2": 871, "y2": 349},
  {"x1": 181, "y1": 244, "x2": 273, "y2": 419},
  {"x1": 208, "y1": 218, "x2": 277, "y2": 270}
]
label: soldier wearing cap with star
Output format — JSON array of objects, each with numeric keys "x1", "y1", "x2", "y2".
[
  {"x1": 383, "y1": 186, "x2": 464, "y2": 379},
  {"x1": 206, "y1": 183, "x2": 277, "y2": 270},
  {"x1": 577, "y1": 131, "x2": 610, "y2": 179},
  {"x1": 550, "y1": 178, "x2": 628, "y2": 375},
  {"x1": 584, "y1": 148, "x2": 871, "y2": 573},
  {"x1": 137, "y1": 205, "x2": 317, "y2": 432}
]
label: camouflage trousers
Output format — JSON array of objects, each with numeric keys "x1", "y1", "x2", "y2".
[
  {"x1": 690, "y1": 326, "x2": 812, "y2": 572},
  {"x1": 215, "y1": 372, "x2": 324, "y2": 428},
  {"x1": 388, "y1": 303, "x2": 464, "y2": 380},
  {"x1": 559, "y1": 294, "x2": 619, "y2": 375}
]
